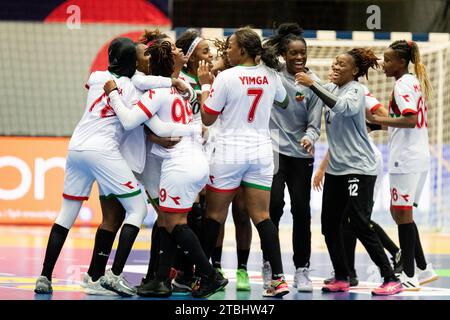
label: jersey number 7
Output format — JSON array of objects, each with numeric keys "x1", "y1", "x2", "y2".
[{"x1": 247, "y1": 88, "x2": 263, "y2": 123}]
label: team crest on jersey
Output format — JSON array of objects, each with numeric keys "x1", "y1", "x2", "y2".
[{"x1": 295, "y1": 91, "x2": 305, "y2": 102}]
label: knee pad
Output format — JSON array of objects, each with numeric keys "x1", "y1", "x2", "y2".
[
  {"x1": 120, "y1": 193, "x2": 148, "y2": 228},
  {"x1": 55, "y1": 198, "x2": 83, "y2": 229}
]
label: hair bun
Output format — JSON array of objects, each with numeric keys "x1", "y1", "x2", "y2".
[{"x1": 277, "y1": 22, "x2": 304, "y2": 37}]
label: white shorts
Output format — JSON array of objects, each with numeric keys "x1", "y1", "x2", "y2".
[
  {"x1": 389, "y1": 171, "x2": 428, "y2": 210},
  {"x1": 159, "y1": 152, "x2": 209, "y2": 213},
  {"x1": 63, "y1": 150, "x2": 142, "y2": 200},
  {"x1": 207, "y1": 157, "x2": 274, "y2": 192}
]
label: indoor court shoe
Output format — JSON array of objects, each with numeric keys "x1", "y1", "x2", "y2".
[
  {"x1": 34, "y1": 276, "x2": 53, "y2": 294},
  {"x1": 236, "y1": 269, "x2": 251, "y2": 291},
  {"x1": 172, "y1": 275, "x2": 192, "y2": 296},
  {"x1": 322, "y1": 279, "x2": 350, "y2": 293},
  {"x1": 192, "y1": 271, "x2": 228, "y2": 298},
  {"x1": 100, "y1": 269, "x2": 136, "y2": 297},
  {"x1": 84, "y1": 275, "x2": 118, "y2": 296},
  {"x1": 417, "y1": 263, "x2": 439, "y2": 285},
  {"x1": 261, "y1": 261, "x2": 272, "y2": 289},
  {"x1": 137, "y1": 279, "x2": 172, "y2": 298},
  {"x1": 293, "y1": 267, "x2": 313, "y2": 292},
  {"x1": 324, "y1": 275, "x2": 358, "y2": 287},
  {"x1": 135, "y1": 276, "x2": 151, "y2": 291},
  {"x1": 371, "y1": 280, "x2": 403, "y2": 296},
  {"x1": 80, "y1": 273, "x2": 89, "y2": 289},
  {"x1": 398, "y1": 271, "x2": 421, "y2": 291},
  {"x1": 263, "y1": 278, "x2": 289, "y2": 298}
]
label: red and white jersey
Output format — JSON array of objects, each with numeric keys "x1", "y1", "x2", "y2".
[
  {"x1": 69, "y1": 71, "x2": 138, "y2": 152},
  {"x1": 361, "y1": 84, "x2": 383, "y2": 113},
  {"x1": 203, "y1": 64, "x2": 287, "y2": 161},
  {"x1": 388, "y1": 74, "x2": 430, "y2": 173},
  {"x1": 137, "y1": 87, "x2": 202, "y2": 159}
]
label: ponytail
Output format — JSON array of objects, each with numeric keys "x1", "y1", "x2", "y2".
[
  {"x1": 389, "y1": 40, "x2": 432, "y2": 101},
  {"x1": 410, "y1": 41, "x2": 432, "y2": 101}
]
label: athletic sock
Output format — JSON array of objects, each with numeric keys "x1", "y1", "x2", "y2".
[
  {"x1": 145, "y1": 222, "x2": 160, "y2": 280},
  {"x1": 155, "y1": 227, "x2": 177, "y2": 280},
  {"x1": 255, "y1": 219, "x2": 284, "y2": 279},
  {"x1": 172, "y1": 224, "x2": 215, "y2": 276},
  {"x1": 111, "y1": 224, "x2": 140, "y2": 276},
  {"x1": 200, "y1": 218, "x2": 221, "y2": 259},
  {"x1": 413, "y1": 222, "x2": 427, "y2": 270},
  {"x1": 237, "y1": 249, "x2": 250, "y2": 270},
  {"x1": 211, "y1": 246, "x2": 222, "y2": 269},
  {"x1": 41, "y1": 223, "x2": 69, "y2": 281},
  {"x1": 89, "y1": 228, "x2": 116, "y2": 281},
  {"x1": 372, "y1": 221, "x2": 399, "y2": 257},
  {"x1": 398, "y1": 223, "x2": 416, "y2": 277}
]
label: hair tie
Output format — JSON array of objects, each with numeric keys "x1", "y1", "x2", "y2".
[
  {"x1": 186, "y1": 37, "x2": 202, "y2": 60},
  {"x1": 407, "y1": 40, "x2": 414, "y2": 48},
  {"x1": 147, "y1": 39, "x2": 157, "y2": 48}
]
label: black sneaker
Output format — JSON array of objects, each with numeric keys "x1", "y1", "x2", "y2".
[
  {"x1": 324, "y1": 274, "x2": 358, "y2": 287},
  {"x1": 172, "y1": 274, "x2": 192, "y2": 296},
  {"x1": 391, "y1": 250, "x2": 403, "y2": 275},
  {"x1": 137, "y1": 278, "x2": 172, "y2": 298},
  {"x1": 192, "y1": 271, "x2": 228, "y2": 298},
  {"x1": 135, "y1": 277, "x2": 151, "y2": 291}
]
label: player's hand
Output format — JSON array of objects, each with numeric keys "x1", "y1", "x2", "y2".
[
  {"x1": 172, "y1": 78, "x2": 190, "y2": 98},
  {"x1": 312, "y1": 169, "x2": 325, "y2": 192},
  {"x1": 148, "y1": 133, "x2": 181, "y2": 149},
  {"x1": 295, "y1": 72, "x2": 314, "y2": 87},
  {"x1": 197, "y1": 60, "x2": 214, "y2": 85},
  {"x1": 300, "y1": 137, "x2": 314, "y2": 156},
  {"x1": 104, "y1": 80, "x2": 118, "y2": 95}
]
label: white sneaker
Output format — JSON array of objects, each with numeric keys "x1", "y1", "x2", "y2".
[
  {"x1": 84, "y1": 274, "x2": 118, "y2": 296},
  {"x1": 80, "y1": 273, "x2": 89, "y2": 289},
  {"x1": 399, "y1": 271, "x2": 421, "y2": 291},
  {"x1": 293, "y1": 267, "x2": 313, "y2": 292},
  {"x1": 100, "y1": 269, "x2": 136, "y2": 297},
  {"x1": 417, "y1": 263, "x2": 439, "y2": 285},
  {"x1": 261, "y1": 261, "x2": 272, "y2": 289}
]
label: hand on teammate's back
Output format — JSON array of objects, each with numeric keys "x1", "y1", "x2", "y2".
[
  {"x1": 104, "y1": 80, "x2": 118, "y2": 95},
  {"x1": 172, "y1": 78, "x2": 190, "y2": 98}
]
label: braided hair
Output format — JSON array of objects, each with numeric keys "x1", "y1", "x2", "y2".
[
  {"x1": 346, "y1": 48, "x2": 380, "y2": 80},
  {"x1": 213, "y1": 36, "x2": 231, "y2": 69},
  {"x1": 145, "y1": 40, "x2": 174, "y2": 77},
  {"x1": 389, "y1": 40, "x2": 432, "y2": 101},
  {"x1": 264, "y1": 22, "x2": 306, "y2": 56},
  {"x1": 138, "y1": 28, "x2": 169, "y2": 45},
  {"x1": 233, "y1": 27, "x2": 281, "y2": 71}
]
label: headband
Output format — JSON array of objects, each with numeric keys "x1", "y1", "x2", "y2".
[
  {"x1": 186, "y1": 37, "x2": 202, "y2": 60},
  {"x1": 147, "y1": 39, "x2": 157, "y2": 48}
]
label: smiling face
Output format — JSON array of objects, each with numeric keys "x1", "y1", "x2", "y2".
[
  {"x1": 283, "y1": 40, "x2": 307, "y2": 75},
  {"x1": 331, "y1": 53, "x2": 358, "y2": 86},
  {"x1": 226, "y1": 34, "x2": 243, "y2": 67},
  {"x1": 383, "y1": 47, "x2": 406, "y2": 79},
  {"x1": 189, "y1": 39, "x2": 214, "y2": 71}
]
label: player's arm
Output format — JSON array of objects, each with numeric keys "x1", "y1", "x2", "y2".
[
  {"x1": 132, "y1": 73, "x2": 192, "y2": 100},
  {"x1": 301, "y1": 92, "x2": 322, "y2": 153},
  {"x1": 368, "y1": 112, "x2": 416, "y2": 129},
  {"x1": 296, "y1": 72, "x2": 361, "y2": 116},
  {"x1": 273, "y1": 74, "x2": 289, "y2": 109},
  {"x1": 312, "y1": 150, "x2": 329, "y2": 192}
]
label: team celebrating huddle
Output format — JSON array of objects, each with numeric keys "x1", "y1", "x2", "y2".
[{"x1": 33, "y1": 22, "x2": 438, "y2": 298}]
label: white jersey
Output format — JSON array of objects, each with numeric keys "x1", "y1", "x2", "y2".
[
  {"x1": 204, "y1": 64, "x2": 287, "y2": 162},
  {"x1": 179, "y1": 69, "x2": 202, "y2": 124},
  {"x1": 137, "y1": 87, "x2": 202, "y2": 159},
  {"x1": 69, "y1": 71, "x2": 138, "y2": 152},
  {"x1": 388, "y1": 74, "x2": 430, "y2": 173}
]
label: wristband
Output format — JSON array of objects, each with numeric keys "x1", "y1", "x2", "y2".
[{"x1": 201, "y1": 84, "x2": 211, "y2": 93}]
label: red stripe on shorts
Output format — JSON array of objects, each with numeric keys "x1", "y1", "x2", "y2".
[
  {"x1": 391, "y1": 205, "x2": 413, "y2": 211},
  {"x1": 159, "y1": 206, "x2": 191, "y2": 213},
  {"x1": 63, "y1": 193, "x2": 89, "y2": 201},
  {"x1": 206, "y1": 184, "x2": 239, "y2": 193}
]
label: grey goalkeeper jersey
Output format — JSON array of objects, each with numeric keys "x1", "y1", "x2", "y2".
[
  {"x1": 270, "y1": 65, "x2": 322, "y2": 158},
  {"x1": 323, "y1": 81, "x2": 377, "y2": 176}
]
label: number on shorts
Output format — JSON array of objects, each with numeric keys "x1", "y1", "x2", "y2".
[
  {"x1": 159, "y1": 188, "x2": 167, "y2": 202},
  {"x1": 348, "y1": 183, "x2": 358, "y2": 197},
  {"x1": 247, "y1": 88, "x2": 263, "y2": 123},
  {"x1": 391, "y1": 188, "x2": 398, "y2": 202}
]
